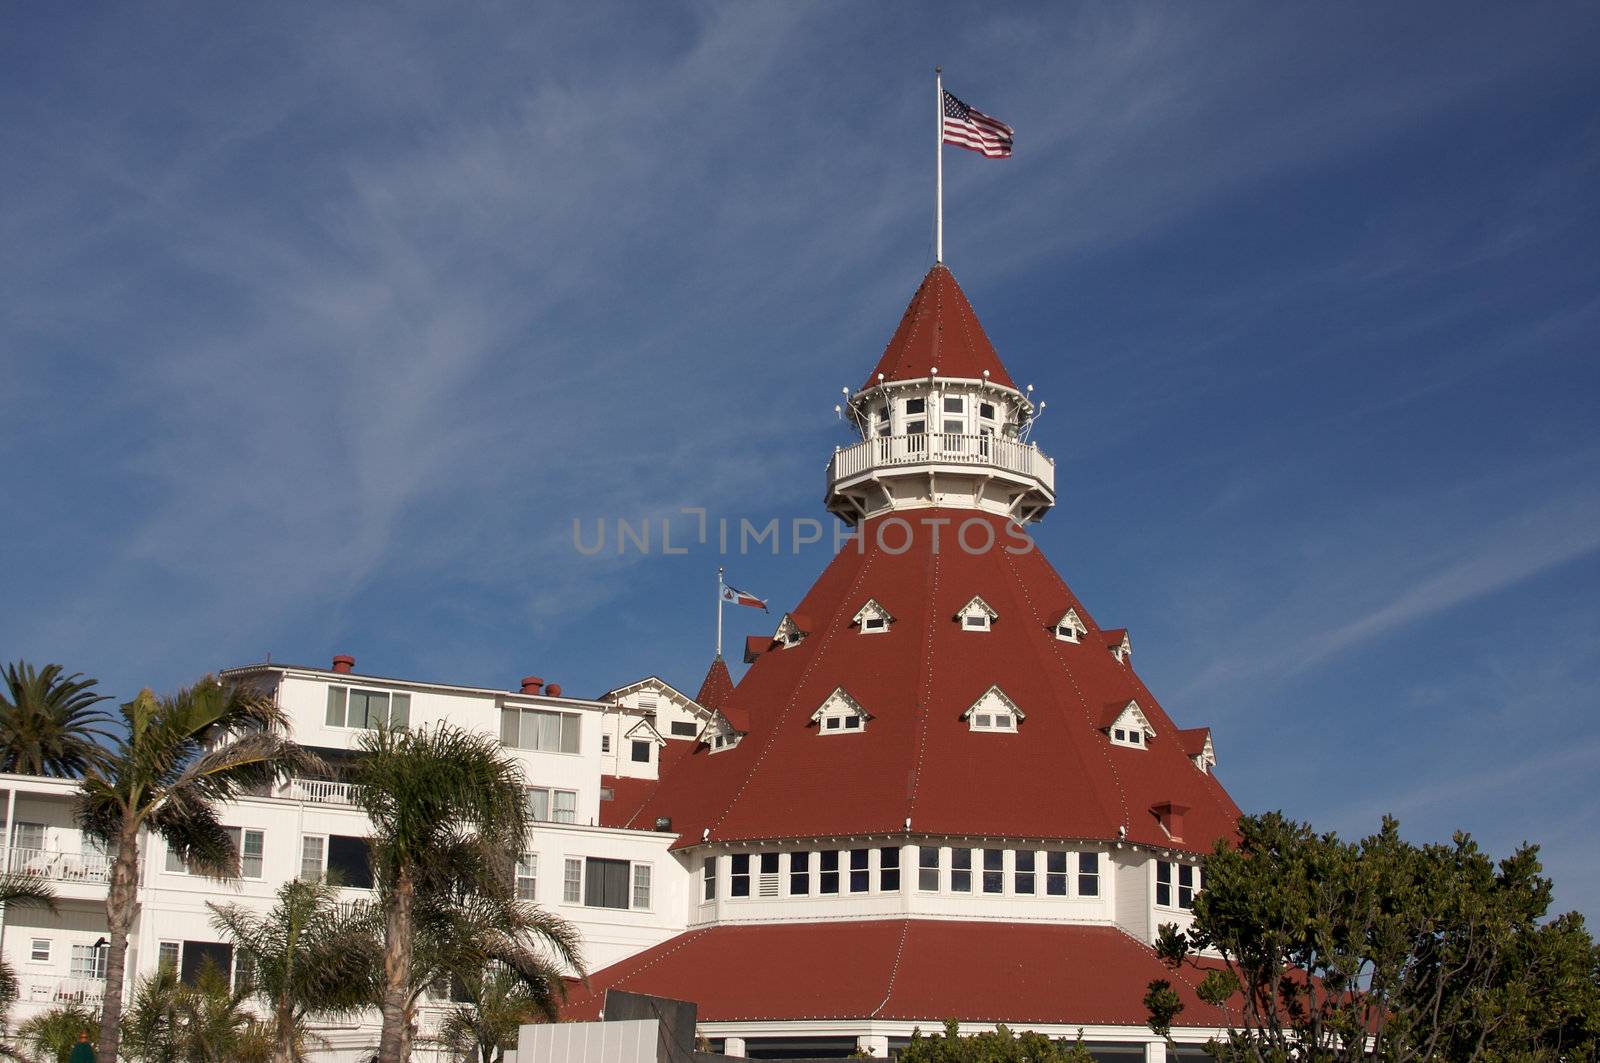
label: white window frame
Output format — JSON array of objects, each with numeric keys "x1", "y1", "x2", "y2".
[
  {"x1": 325, "y1": 685, "x2": 411, "y2": 730},
  {"x1": 525, "y1": 786, "x2": 579, "y2": 824},
  {"x1": 852, "y1": 599, "x2": 894, "y2": 634},
  {"x1": 167, "y1": 827, "x2": 264, "y2": 878},
  {"x1": 812, "y1": 688, "x2": 869, "y2": 735},
  {"x1": 561, "y1": 856, "x2": 655, "y2": 910},
  {"x1": 300, "y1": 835, "x2": 326, "y2": 881},
  {"x1": 1156, "y1": 859, "x2": 1201, "y2": 910},
  {"x1": 516, "y1": 853, "x2": 537, "y2": 901},
  {"x1": 29, "y1": 938, "x2": 50, "y2": 963},
  {"x1": 964, "y1": 685, "x2": 1024, "y2": 733},
  {"x1": 157, "y1": 941, "x2": 180, "y2": 972},
  {"x1": 917, "y1": 846, "x2": 941, "y2": 892},
  {"x1": 500, "y1": 707, "x2": 582, "y2": 754},
  {"x1": 1053, "y1": 609, "x2": 1087, "y2": 643},
  {"x1": 632, "y1": 863, "x2": 653, "y2": 909},
  {"x1": 70, "y1": 942, "x2": 108, "y2": 980},
  {"x1": 562, "y1": 858, "x2": 582, "y2": 904},
  {"x1": 702, "y1": 857, "x2": 717, "y2": 902},
  {"x1": 955, "y1": 595, "x2": 998, "y2": 632}
]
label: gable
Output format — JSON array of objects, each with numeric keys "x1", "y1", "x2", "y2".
[{"x1": 959, "y1": 685, "x2": 1026, "y2": 721}]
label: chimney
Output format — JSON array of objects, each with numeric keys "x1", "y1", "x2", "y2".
[
  {"x1": 546, "y1": 683, "x2": 563, "y2": 698},
  {"x1": 331, "y1": 655, "x2": 356, "y2": 674},
  {"x1": 1151, "y1": 802, "x2": 1189, "y2": 841},
  {"x1": 520, "y1": 676, "x2": 544, "y2": 696}
]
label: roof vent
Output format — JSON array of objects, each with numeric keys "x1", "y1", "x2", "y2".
[
  {"x1": 520, "y1": 676, "x2": 544, "y2": 695},
  {"x1": 546, "y1": 683, "x2": 563, "y2": 698},
  {"x1": 1151, "y1": 802, "x2": 1190, "y2": 841},
  {"x1": 331, "y1": 655, "x2": 355, "y2": 674}
]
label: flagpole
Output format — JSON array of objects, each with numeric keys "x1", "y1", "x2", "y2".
[
  {"x1": 935, "y1": 66, "x2": 944, "y2": 264},
  {"x1": 716, "y1": 565, "x2": 724, "y2": 659}
]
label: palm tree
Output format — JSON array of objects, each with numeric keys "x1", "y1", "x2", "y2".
[
  {"x1": 75, "y1": 678, "x2": 316, "y2": 1063},
  {"x1": 14, "y1": 1001, "x2": 98, "y2": 1062},
  {"x1": 0, "y1": 662, "x2": 114, "y2": 777},
  {"x1": 351, "y1": 723, "x2": 577, "y2": 1062},
  {"x1": 430, "y1": 963, "x2": 553, "y2": 1063},
  {"x1": 209, "y1": 878, "x2": 382, "y2": 1062},
  {"x1": 121, "y1": 963, "x2": 271, "y2": 1063},
  {"x1": 0, "y1": 873, "x2": 57, "y2": 1026}
]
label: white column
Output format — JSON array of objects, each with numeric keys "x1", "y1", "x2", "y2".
[
  {"x1": 723, "y1": 1035, "x2": 747, "y2": 1057},
  {"x1": 1144, "y1": 1039, "x2": 1168, "y2": 1063},
  {"x1": 859, "y1": 1033, "x2": 890, "y2": 1057}
]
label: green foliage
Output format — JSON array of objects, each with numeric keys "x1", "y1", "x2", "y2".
[
  {"x1": 0, "y1": 662, "x2": 113, "y2": 778},
  {"x1": 899, "y1": 1020, "x2": 1095, "y2": 1062},
  {"x1": 209, "y1": 877, "x2": 383, "y2": 1060},
  {"x1": 14, "y1": 1002, "x2": 99, "y2": 1062},
  {"x1": 121, "y1": 963, "x2": 271, "y2": 1063},
  {"x1": 0, "y1": 873, "x2": 56, "y2": 1026},
  {"x1": 430, "y1": 965, "x2": 551, "y2": 1063},
  {"x1": 1147, "y1": 811, "x2": 1600, "y2": 1062}
]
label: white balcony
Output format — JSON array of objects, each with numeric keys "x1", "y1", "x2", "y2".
[
  {"x1": 286, "y1": 778, "x2": 363, "y2": 805},
  {"x1": 7, "y1": 846, "x2": 109, "y2": 884},
  {"x1": 831, "y1": 433, "x2": 1055, "y2": 490},
  {"x1": 827, "y1": 432, "x2": 1056, "y2": 524},
  {"x1": 21, "y1": 976, "x2": 105, "y2": 1006}
]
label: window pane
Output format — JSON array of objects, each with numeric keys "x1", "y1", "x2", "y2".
[
  {"x1": 538, "y1": 711, "x2": 561, "y2": 752},
  {"x1": 516, "y1": 853, "x2": 537, "y2": 901},
  {"x1": 951, "y1": 849, "x2": 972, "y2": 893},
  {"x1": 1078, "y1": 851, "x2": 1100, "y2": 897},
  {"x1": 849, "y1": 849, "x2": 869, "y2": 893},
  {"x1": 326, "y1": 687, "x2": 347, "y2": 727},
  {"x1": 166, "y1": 844, "x2": 187, "y2": 873},
  {"x1": 632, "y1": 864, "x2": 652, "y2": 909},
  {"x1": 241, "y1": 830, "x2": 264, "y2": 878},
  {"x1": 983, "y1": 849, "x2": 1004, "y2": 894},
  {"x1": 327, "y1": 835, "x2": 373, "y2": 889},
  {"x1": 553, "y1": 790, "x2": 577, "y2": 824},
  {"x1": 1014, "y1": 850, "x2": 1035, "y2": 895},
  {"x1": 158, "y1": 942, "x2": 180, "y2": 972},
  {"x1": 563, "y1": 858, "x2": 582, "y2": 903},
  {"x1": 905, "y1": 398, "x2": 925, "y2": 415},
  {"x1": 943, "y1": 397, "x2": 963, "y2": 413},
  {"x1": 300, "y1": 836, "x2": 324, "y2": 880},
  {"x1": 790, "y1": 851, "x2": 810, "y2": 895},
  {"x1": 500, "y1": 709, "x2": 519, "y2": 746},
  {"x1": 671, "y1": 721, "x2": 698, "y2": 737},
  {"x1": 1046, "y1": 851, "x2": 1067, "y2": 896},
  {"x1": 820, "y1": 851, "x2": 839, "y2": 894},
  {"x1": 525, "y1": 788, "x2": 550, "y2": 822},
  {"x1": 703, "y1": 858, "x2": 717, "y2": 901},
  {"x1": 918, "y1": 846, "x2": 940, "y2": 892},
  {"x1": 631, "y1": 741, "x2": 651, "y2": 763},
  {"x1": 879, "y1": 847, "x2": 900, "y2": 892},
  {"x1": 560, "y1": 713, "x2": 581, "y2": 754},
  {"x1": 389, "y1": 692, "x2": 410, "y2": 728},
  {"x1": 730, "y1": 853, "x2": 750, "y2": 897}
]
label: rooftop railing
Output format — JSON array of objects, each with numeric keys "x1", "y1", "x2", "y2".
[{"x1": 831, "y1": 432, "x2": 1055, "y2": 492}]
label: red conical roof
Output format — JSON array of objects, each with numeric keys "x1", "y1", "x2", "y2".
[
  {"x1": 615, "y1": 510, "x2": 1240, "y2": 856},
  {"x1": 695, "y1": 655, "x2": 734, "y2": 712},
  {"x1": 864, "y1": 264, "x2": 1017, "y2": 389}
]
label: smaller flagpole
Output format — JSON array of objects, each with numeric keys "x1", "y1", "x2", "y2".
[
  {"x1": 935, "y1": 66, "x2": 944, "y2": 264},
  {"x1": 716, "y1": 565, "x2": 725, "y2": 659}
]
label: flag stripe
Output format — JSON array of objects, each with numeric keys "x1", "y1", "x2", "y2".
[{"x1": 941, "y1": 89, "x2": 1013, "y2": 159}]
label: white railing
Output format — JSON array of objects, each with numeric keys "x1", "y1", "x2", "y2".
[
  {"x1": 831, "y1": 433, "x2": 1055, "y2": 491},
  {"x1": 7, "y1": 846, "x2": 110, "y2": 884},
  {"x1": 287, "y1": 778, "x2": 362, "y2": 805},
  {"x1": 21, "y1": 976, "x2": 105, "y2": 1006}
]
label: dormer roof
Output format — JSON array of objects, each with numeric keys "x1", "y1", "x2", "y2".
[
  {"x1": 623, "y1": 718, "x2": 666, "y2": 745},
  {"x1": 865, "y1": 264, "x2": 1017, "y2": 390},
  {"x1": 1104, "y1": 629, "x2": 1132, "y2": 662},
  {"x1": 959, "y1": 685, "x2": 1026, "y2": 721},
  {"x1": 955, "y1": 595, "x2": 999, "y2": 621},
  {"x1": 810, "y1": 687, "x2": 870, "y2": 724},
  {"x1": 1101, "y1": 699, "x2": 1155, "y2": 737},
  {"x1": 851, "y1": 599, "x2": 895, "y2": 626}
]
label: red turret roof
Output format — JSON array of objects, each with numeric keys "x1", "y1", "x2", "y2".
[
  {"x1": 610, "y1": 509, "x2": 1239, "y2": 856},
  {"x1": 695, "y1": 655, "x2": 734, "y2": 712},
  {"x1": 864, "y1": 264, "x2": 1018, "y2": 390}
]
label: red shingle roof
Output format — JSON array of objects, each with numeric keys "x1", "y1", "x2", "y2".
[
  {"x1": 1176, "y1": 727, "x2": 1212, "y2": 758},
  {"x1": 695, "y1": 656, "x2": 733, "y2": 712},
  {"x1": 609, "y1": 509, "x2": 1239, "y2": 856},
  {"x1": 742, "y1": 635, "x2": 770, "y2": 664},
  {"x1": 865, "y1": 265, "x2": 1018, "y2": 390},
  {"x1": 563, "y1": 919, "x2": 1233, "y2": 1029}
]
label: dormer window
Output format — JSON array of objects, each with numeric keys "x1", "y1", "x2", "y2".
[
  {"x1": 1177, "y1": 727, "x2": 1216, "y2": 774},
  {"x1": 707, "y1": 716, "x2": 742, "y2": 753},
  {"x1": 852, "y1": 599, "x2": 894, "y2": 634},
  {"x1": 1053, "y1": 609, "x2": 1087, "y2": 643},
  {"x1": 956, "y1": 596, "x2": 998, "y2": 632},
  {"x1": 1105, "y1": 629, "x2": 1132, "y2": 664},
  {"x1": 812, "y1": 688, "x2": 870, "y2": 735},
  {"x1": 774, "y1": 613, "x2": 810, "y2": 648},
  {"x1": 963, "y1": 686, "x2": 1024, "y2": 733},
  {"x1": 1103, "y1": 700, "x2": 1155, "y2": 749}
]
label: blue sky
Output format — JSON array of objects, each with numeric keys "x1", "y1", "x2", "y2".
[{"x1": 3, "y1": 4, "x2": 1597, "y2": 916}]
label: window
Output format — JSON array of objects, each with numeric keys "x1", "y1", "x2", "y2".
[
  {"x1": 918, "y1": 846, "x2": 940, "y2": 892},
  {"x1": 1157, "y1": 861, "x2": 1200, "y2": 909},
  {"x1": 758, "y1": 853, "x2": 780, "y2": 897},
  {"x1": 703, "y1": 858, "x2": 717, "y2": 901},
  {"x1": 233, "y1": 950, "x2": 256, "y2": 993},
  {"x1": 499, "y1": 708, "x2": 581, "y2": 754},
  {"x1": 1079, "y1": 852, "x2": 1100, "y2": 897},
  {"x1": 601, "y1": 735, "x2": 611, "y2": 753},
  {"x1": 956, "y1": 596, "x2": 997, "y2": 632},
  {"x1": 983, "y1": 849, "x2": 1004, "y2": 894},
  {"x1": 849, "y1": 849, "x2": 870, "y2": 893},
  {"x1": 326, "y1": 686, "x2": 409, "y2": 729},
  {"x1": 906, "y1": 419, "x2": 926, "y2": 435},
  {"x1": 819, "y1": 851, "x2": 840, "y2": 894},
  {"x1": 905, "y1": 398, "x2": 925, "y2": 415},
  {"x1": 563, "y1": 858, "x2": 582, "y2": 904},
  {"x1": 12, "y1": 822, "x2": 45, "y2": 854},
  {"x1": 327, "y1": 835, "x2": 374, "y2": 889},
  {"x1": 525, "y1": 787, "x2": 578, "y2": 824},
  {"x1": 168, "y1": 828, "x2": 263, "y2": 878},
  {"x1": 630, "y1": 740, "x2": 651, "y2": 763},
  {"x1": 790, "y1": 851, "x2": 810, "y2": 895},
  {"x1": 1106, "y1": 701, "x2": 1153, "y2": 749},
  {"x1": 670, "y1": 720, "x2": 699, "y2": 737},
  {"x1": 29, "y1": 939, "x2": 49, "y2": 963},
  {"x1": 71, "y1": 943, "x2": 108, "y2": 980},
  {"x1": 730, "y1": 854, "x2": 751, "y2": 898},
  {"x1": 632, "y1": 864, "x2": 652, "y2": 909},
  {"x1": 854, "y1": 598, "x2": 894, "y2": 633},
  {"x1": 979, "y1": 401, "x2": 996, "y2": 421},
  {"x1": 943, "y1": 418, "x2": 964, "y2": 434},
  {"x1": 966, "y1": 686, "x2": 1023, "y2": 732},
  {"x1": 879, "y1": 847, "x2": 900, "y2": 891},
  {"x1": 1046, "y1": 851, "x2": 1069, "y2": 896},
  {"x1": 813, "y1": 688, "x2": 869, "y2": 735},
  {"x1": 516, "y1": 853, "x2": 537, "y2": 901},
  {"x1": 179, "y1": 942, "x2": 234, "y2": 987},
  {"x1": 943, "y1": 396, "x2": 964, "y2": 414},
  {"x1": 876, "y1": 406, "x2": 890, "y2": 436},
  {"x1": 863, "y1": 617, "x2": 886, "y2": 631},
  {"x1": 951, "y1": 848, "x2": 972, "y2": 892},
  {"x1": 300, "y1": 836, "x2": 324, "y2": 881},
  {"x1": 1015, "y1": 850, "x2": 1036, "y2": 895},
  {"x1": 157, "y1": 942, "x2": 179, "y2": 973}
]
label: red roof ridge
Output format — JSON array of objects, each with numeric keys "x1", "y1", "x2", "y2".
[{"x1": 867, "y1": 918, "x2": 913, "y2": 1018}]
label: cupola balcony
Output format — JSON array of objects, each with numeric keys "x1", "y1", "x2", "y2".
[{"x1": 826, "y1": 431, "x2": 1056, "y2": 525}]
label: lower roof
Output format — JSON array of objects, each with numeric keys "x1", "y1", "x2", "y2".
[{"x1": 561, "y1": 919, "x2": 1232, "y2": 1030}]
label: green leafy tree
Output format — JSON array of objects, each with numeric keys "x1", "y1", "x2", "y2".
[
  {"x1": 430, "y1": 964, "x2": 553, "y2": 1063},
  {"x1": 0, "y1": 874, "x2": 57, "y2": 1026},
  {"x1": 353, "y1": 723, "x2": 584, "y2": 1062},
  {"x1": 121, "y1": 963, "x2": 271, "y2": 1063},
  {"x1": 209, "y1": 878, "x2": 384, "y2": 1063},
  {"x1": 898, "y1": 1021, "x2": 1095, "y2": 1062},
  {"x1": 13, "y1": 1001, "x2": 98, "y2": 1062},
  {"x1": 1149, "y1": 812, "x2": 1600, "y2": 1062},
  {"x1": 75, "y1": 678, "x2": 316, "y2": 1063},
  {"x1": 0, "y1": 662, "x2": 113, "y2": 778}
]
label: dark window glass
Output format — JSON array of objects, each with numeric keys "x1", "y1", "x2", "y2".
[
  {"x1": 880, "y1": 847, "x2": 900, "y2": 891},
  {"x1": 918, "y1": 846, "x2": 940, "y2": 891},
  {"x1": 327, "y1": 835, "x2": 373, "y2": 890},
  {"x1": 730, "y1": 853, "x2": 750, "y2": 898},
  {"x1": 849, "y1": 848, "x2": 870, "y2": 893},
  {"x1": 584, "y1": 858, "x2": 630, "y2": 909},
  {"x1": 979, "y1": 402, "x2": 996, "y2": 420},
  {"x1": 1079, "y1": 852, "x2": 1100, "y2": 897},
  {"x1": 951, "y1": 848, "x2": 972, "y2": 893},
  {"x1": 1014, "y1": 850, "x2": 1035, "y2": 895},
  {"x1": 630, "y1": 741, "x2": 651, "y2": 763},
  {"x1": 703, "y1": 859, "x2": 716, "y2": 901},
  {"x1": 906, "y1": 419, "x2": 926, "y2": 435},
  {"x1": 1179, "y1": 864, "x2": 1196, "y2": 909},
  {"x1": 943, "y1": 397, "x2": 963, "y2": 413},
  {"x1": 905, "y1": 398, "x2": 925, "y2": 415},
  {"x1": 983, "y1": 849, "x2": 1004, "y2": 894},
  {"x1": 790, "y1": 851, "x2": 810, "y2": 895},
  {"x1": 670, "y1": 721, "x2": 698, "y2": 737},
  {"x1": 179, "y1": 941, "x2": 233, "y2": 987},
  {"x1": 844, "y1": 716, "x2": 861, "y2": 729},
  {"x1": 1046, "y1": 851, "x2": 1068, "y2": 896},
  {"x1": 760, "y1": 853, "x2": 779, "y2": 874},
  {"x1": 1156, "y1": 860, "x2": 1172, "y2": 907},
  {"x1": 820, "y1": 851, "x2": 840, "y2": 894}
]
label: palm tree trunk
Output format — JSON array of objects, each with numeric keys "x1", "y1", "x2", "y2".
[
  {"x1": 376, "y1": 864, "x2": 415, "y2": 1062},
  {"x1": 272, "y1": 995, "x2": 295, "y2": 1063},
  {"x1": 97, "y1": 820, "x2": 140, "y2": 1063}
]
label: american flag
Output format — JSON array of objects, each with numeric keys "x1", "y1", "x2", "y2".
[{"x1": 942, "y1": 90, "x2": 1013, "y2": 158}]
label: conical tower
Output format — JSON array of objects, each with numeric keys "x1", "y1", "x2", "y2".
[{"x1": 571, "y1": 266, "x2": 1242, "y2": 1058}]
